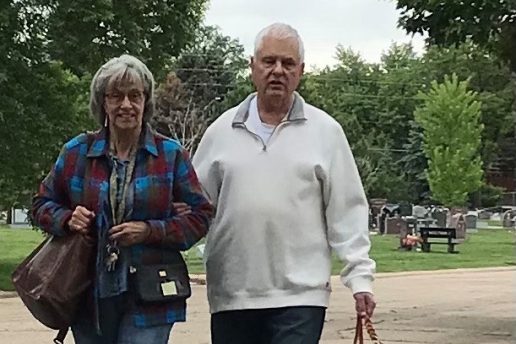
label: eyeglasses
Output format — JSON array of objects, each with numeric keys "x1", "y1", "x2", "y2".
[{"x1": 105, "y1": 90, "x2": 145, "y2": 105}]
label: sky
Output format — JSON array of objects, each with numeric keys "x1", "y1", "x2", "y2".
[{"x1": 204, "y1": 0, "x2": 427, "y2": 70}]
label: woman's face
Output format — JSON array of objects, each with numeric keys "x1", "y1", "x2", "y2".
[{"x1": 103, "y1": 77, "x2": 145, "y2": 133}]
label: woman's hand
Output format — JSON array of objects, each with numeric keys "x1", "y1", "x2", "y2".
[
  {"x1": 107, "y1": 203, "x2": 191, "y2": 246},
  {"x1": 109, "y1": 221, "x2": 150, "y2": 246},
  {"x1": 67, "y1": 206, "x2": 95, "y2": 234}
]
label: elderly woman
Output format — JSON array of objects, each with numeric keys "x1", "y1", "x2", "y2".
[{"x1": 31, "y1": 54, "x2": 213, "y2": 343}]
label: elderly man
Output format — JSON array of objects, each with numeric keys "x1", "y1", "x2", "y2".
[{"x1": 193, "y1": 23, "x2": 376, "y2": 344}]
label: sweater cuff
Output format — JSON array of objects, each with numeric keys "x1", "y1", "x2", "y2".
[
  {"x1": 344, "y1": 275, "x2": 374, "y2": 295},
  {"x1": 58, "y1": 210, "x2": 74, "y2": 235}
]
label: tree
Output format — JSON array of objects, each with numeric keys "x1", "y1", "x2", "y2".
[
  {"x1": 297, "y1": 42, "x2": 511, "y2": 202},
  {"x1": 0, "y1": 0, "x2": 208, "y2": 208},
  {"x1": 376, "y1": 43, "x2": 421, "y2": 150},
  {"x1": 47, "y1": 0, "x2": 208, "y2": 76},
  {"x1": 400, "y1": 120, "x2": 431, "y2": 202},
  {"x1": 373, "y1": 44, "x2": 430, "y2": 201},
  {"x1": 152, "y1": 26, "x2": 248, "y2": 154},
  {"x1": 173, "y1": 25, "x2": 248, "y2": 112},
  {"x1": 0, "y1": 61, "x2": 89, "y2": 209},
  {"x1": 0, "y1": 2, "x2": 93, "y2": 208},
  {"x1": 397, "y1": 0, "x2": 515, "y2": 68},
  {"x1": 152, "y1": 73, "x2": 210, "y2": 155},
  {"x1": 415, "y1": 74, "x2": 484, "y2": 206},
  {"x1": 299, "y1": 47, "x2": 416, "y2": 201},
  {"x1": 416, "y1": 43, "x2": 514, "y2": 195},
  {"x1": 396, "y1": 0, "x2": 516, "y2": 138}
]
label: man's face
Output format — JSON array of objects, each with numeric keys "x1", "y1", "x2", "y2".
[{"x1": 251, "y1": 35, "x2": 304, "y2": 101}]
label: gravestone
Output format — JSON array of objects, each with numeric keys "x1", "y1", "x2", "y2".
[
  {"x1": 9, "y1": 208, "x2": 30, "y2": 228},
  {"x1": 476, "y1": 220, "x2": 489, "y2": 228},
  {"x1": 490, "y1": 213, "x2": 502, "y2": 222},
  {"x1": 399, "y1": 202, "x2": 413, "y2": 217},
  {"x1": 478, "y1": 210, "x2": 492, "y2": 220},
  {"x1": 383, "y1": 204, "x2": 400, "y2": 216},
  {"x1": 378, "y1": 203, "x2": 399, "y2": 234},
  {"x1": 369, "y1": 198, "x2": 387, "y2": 230},
  {"x1": 431, "y1": 208, "x2": 448, "y2": 228},
  {"x1": 449, "y1": 213, "x2": 466, "y2": 240},
  {"x1": 502, "y1": 210, "x2": 516, "y2": 228},
  {"x1": 464, "y1": 213, "x2": 478, "y2": 230},
  {"x1": 404, "y1": 216, "x2": 418, "y2": 235},
  {"x1": 412, "y1": 205, "x2": 428, "y2": 219},
  {"x1": 385, "y1": 217, "x2": 406, "y2": 235},
  {"x1": 398, "y1": 222, "x2": 414, "y2": 250},
  {"x1": 417, "y1": 217, "x2": 437, "y2": 228}
]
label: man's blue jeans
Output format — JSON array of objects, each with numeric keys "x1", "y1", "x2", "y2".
[{"x1": 211, "y1": 306, "x2": 326, "y2": 344}]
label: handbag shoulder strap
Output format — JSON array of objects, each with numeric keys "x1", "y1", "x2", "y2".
[
  {"x1": 85, "y1": 131, "x2": 96, "y2": 149},
  {"x1": 53, "y1": 328, "x2": 68, "y2": 344}
]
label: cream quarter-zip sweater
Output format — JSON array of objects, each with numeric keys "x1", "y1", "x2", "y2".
[{"x1": 193, "y1": 92, "x2": 375, "y2": 314}]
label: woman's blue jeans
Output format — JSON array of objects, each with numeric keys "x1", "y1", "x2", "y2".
[{"x1": 72, "y1": 293, "x2": 173, "y2": 344}]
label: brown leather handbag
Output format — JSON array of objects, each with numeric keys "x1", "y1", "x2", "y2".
[
  {"x1": 11, "y1": 233, "x2": 94, "y2": 332},
  {"x1": 354, "y1": 316, "x2": 383, "y2": 344}
]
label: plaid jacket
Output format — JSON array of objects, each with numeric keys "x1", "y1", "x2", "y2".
[{"x1": 32, "y1": 125, "x2": 214, "y2": 327}]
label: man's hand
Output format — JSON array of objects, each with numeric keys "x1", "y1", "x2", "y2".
[
  {"x1": 109, "y1": 221, "x2": 150, "y2": 246},
  {"x1": 354, "y1": 292, "x2": 376, "y2": 319},
  {"x1": 67, "y1": 206, "x2": 95, "y2": 234}
]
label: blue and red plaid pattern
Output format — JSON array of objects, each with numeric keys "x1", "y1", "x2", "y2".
[{"x1": 32, "y1": 124, "x2": 214, "y2": 327}]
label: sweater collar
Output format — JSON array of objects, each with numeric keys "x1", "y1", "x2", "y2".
[{"x1": 232, "y1": 92, "x2": 306, "y2": 126}]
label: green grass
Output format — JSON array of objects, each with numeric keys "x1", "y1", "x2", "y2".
[
  {"x1": 0, "y1": 227, "x2": 46, "y2": 291},
  {"x1": 1, "y1": 227, "x2": 514, "y2": 291},
  {"x1": 184, "y1": 229, "x2": 516, "y2": 274},
  {"x1": 333, "y1": 228, "x2": 516, "y2": 274}
]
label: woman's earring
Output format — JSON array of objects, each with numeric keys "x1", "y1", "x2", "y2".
[{"x1": 104, "y1": 116, "x2": 108, "y2": 127}]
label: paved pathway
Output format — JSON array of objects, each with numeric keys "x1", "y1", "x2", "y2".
[{"x1": 1, "y1": 267, "x2": 514, "y2": 343}]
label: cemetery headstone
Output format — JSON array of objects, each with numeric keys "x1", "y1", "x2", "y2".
[
  {"x1": 379, "y1": 204, "x2": 400, "y2": 234},
  {"x1": 385, "y1": 217, "x2": 406, "y2": 235},
  {"x1": 449, "y1": 213, "x2": 466, "y2": 240},
  {"x1": 465, "y1": 213, "x2": 478, "y2": 230},
  {"x1": 478, "y1": 210, "x2": 492, "y2": 220},
  {"x1": 399, "y1": 202, "x2": 413, "y2": 217},
  {"x1": 369, "y1": 198, "x2": 387, "y2": 230},
  {"x1": 10, "y1": 208, "x2": 30, "y2": 228},
  {"x1": 412, "y1": 205, "x2": 428, "y2": 219},
  {"x1": 502, "y1": 210, "x2": 516, "y2": 229},
  {"x1": 431, "y1": 208, "x2": 448, "y2": 228}
]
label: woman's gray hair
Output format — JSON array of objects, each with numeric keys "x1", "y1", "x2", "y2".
[
  {"x1": 89, "y1": 54, "x2": 155, "y2": 126},
  {"x1": 254, "y1": 23, "x2": 305, "y2": 63}
]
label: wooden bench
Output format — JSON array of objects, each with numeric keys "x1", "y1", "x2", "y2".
[{"x1": 419, "y1": 227, "x2": 459, "y2": 253}]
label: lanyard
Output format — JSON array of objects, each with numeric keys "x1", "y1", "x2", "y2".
[{"x1": 108, "y1": 140, "x2": 137, "y2": 226}]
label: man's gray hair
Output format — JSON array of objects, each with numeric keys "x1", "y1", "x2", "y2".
[
  {"x1": 89, "y1": 54, "x2": 155, "y2": 126},
  {"x1": 254, "y1": 23, "x2": 305, "y2": 63}
]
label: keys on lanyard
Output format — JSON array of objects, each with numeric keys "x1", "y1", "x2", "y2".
[
  {"x1": 105, "y1": 144, "x2": 136, "y2": 274},
  {"x1": 105, "y1": 243, "x2": 120, "y2": 272}
]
